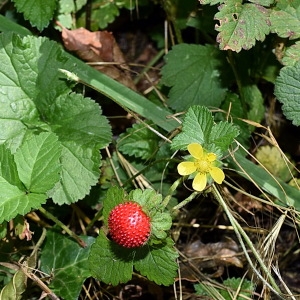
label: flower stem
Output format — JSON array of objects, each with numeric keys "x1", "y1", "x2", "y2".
[{"x1": 172, "y1": 191, "x2": 199, "y2": 211}]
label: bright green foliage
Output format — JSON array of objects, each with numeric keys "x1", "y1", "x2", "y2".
[
  {"x1": 40, "y1": 231, "x2": 95, "y2": 300},
  {"x1": 0, "y1": 33, "x2": 111, "y2": 209},
  {"x1": 270, "y1": 1, "x2": 300, "y2": 40},
  {"x1": 0, "y1": 144, "x2": 47, "y2": 223},
  {"x1": 12, "y1": 0, "x2": 57, "y2": 31},
  {"x1": 171, "y1": 106, "x2": 239, "y2": 157},
  {"x1": 214, "y1": 1, "x2": 270, "y2": 52},
  {"x1": 161, "y1": 44, "x2": 228, "y2": 111},
  {"x1": 117, "y1": 122, "x2": 160, "y2": 160},
  {"x1": 274, "y1": 61, "x2": 300, "y2": 126},
  {"x1": 89, "y1": 186, "x2": 177, "y2": 285},
  {"x1": 14, "y1": 133, "x2": 61, "y2": 193}
]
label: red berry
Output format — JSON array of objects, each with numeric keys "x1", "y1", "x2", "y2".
[{"x1": 108, "y1": 202, "x2": 151, "y2": 248}]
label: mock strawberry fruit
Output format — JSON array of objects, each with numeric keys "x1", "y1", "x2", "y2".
[{"x1": 108, "y1": 201, "x2": 151, "y2": 248}]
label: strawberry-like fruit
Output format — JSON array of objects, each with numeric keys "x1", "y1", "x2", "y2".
[{"x1": 108, "y1": 202, "x2": 151, "y2": 248}]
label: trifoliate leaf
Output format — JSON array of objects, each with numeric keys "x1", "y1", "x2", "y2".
[
  {"x1": 14, "y1": 132, "x2": 62, "y2": 194},
  {"x1": 215, "y1": 1, "x2": 270, "y2": 52},
  {"x1": 40, "y1": 230, "x2": 94, "y2": 300},
  {"x1": 171, "y1": 106, "x2": 214, "y2": 150},
  {"x1": 12, "y1": 0, "x2": 57, "y2": 31},
  {"x1": 89, "y1": 230, "x2": 134, "y2": 285},
  {"x1": 161, "y1": 44, "x2": 227, "y2": 111},
  {"x1": 270, "y1": 4, "x2": 300, "y2": 40},
  {"x1": 274, "y1": 61, "x2": 300, "y2": 125},
  {"x1": 48, "y1": 141, "x2": 101, "y2": 204},
  {"x1": 118, "y1": 122, "x2": 160, "y2": 160},
  {"x1": 134, "y1": 238, "x2": 178, "y2": 285},
  {"x1": 0, "y1": 33, "x2": 112, "y2": 204}
]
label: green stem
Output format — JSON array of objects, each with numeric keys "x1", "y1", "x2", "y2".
[
  {"x1": 38, "y1": 207, "x2": 86, "y2": 248},
  {"x1": 211, "y1": 184, "x2": 283, "y2": 298},
  {"x1": 172, "y1": 191, "x2": 199, "y2": 211}
]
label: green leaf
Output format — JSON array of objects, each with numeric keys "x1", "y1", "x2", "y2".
[
  {"x1": 134, "y1": 238, "x2": 178, "y2": 285},
  {"x1": 46, "y1": 93, "x2": 111, "y2": 149},
  {"x1": 220, "y1": 277, "x2": 254, "y2": 299},
  {"x1": 0, "y1": 145, "x2": 23, "y2": 189},
  {"x1": 12, "y1": 0, "x2": 57, "y2": 30},
  {"x1": 161, "y1": 44, "x2": 227, "y2": 111},
  {"x1": 92, "y1": 1, "x2": 119, "y2": 29},
  {"x1": 282, "y1": 41, "x2": 300, "y2": 66},
  {"x1": 241, "y1": 84, "x2": 265, "y2": 124},
  {"x1": 102, "y1": 186, "x2": 125, "y2": 224},
  {"x1": 48, "y1": 142, "x2": 101, "y2": 204},
  {"x1": 117, "y1": 122, "x2": 160, "y2": 160},
  {"x1": 209, "y1": 121, "x2": 240, "y2": 152},
  {"x1": 274, "y1": 61, "x2": 300, "y2": 126},
  {"x1": 14, "y1": 132, "x2": 62, "y2": 193},
  {"x1": 0, "y1": 15, "x2": 32, "y2": 36},
  {"x1": 171, "y1": 106, "x2": 214, "y2": 150},
  {"x1": 89, "y1": 230, "x2": 134, "y2": 285},
  {"x1": 214, "y1": 1, "x2": 270, "y2": 52},
  {"x1": 270, "y1": 3, "x2": 300, "y2": 40},
  {"x1": 0, "y1": 179, "x2": 46, "y2": 223},
  {"x1": 40, "y1": 230, "x2": 94, "y2": 300}
]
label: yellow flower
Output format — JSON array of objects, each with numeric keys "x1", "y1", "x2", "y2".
[{"x1": 177, "y1": 143, "x2": 225, "y2": 191}]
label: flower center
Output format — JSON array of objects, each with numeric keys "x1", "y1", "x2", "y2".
[{"x1": 195, "y1": 159, "x2": 211, "y2": 173}]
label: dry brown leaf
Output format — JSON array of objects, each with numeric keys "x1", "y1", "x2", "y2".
[
  {"x1": 58, "y1": 24, "x2": 137, "y2": 90},
  {"x1": 180, "y1": 238, "x2": 243, "y2": 280}
]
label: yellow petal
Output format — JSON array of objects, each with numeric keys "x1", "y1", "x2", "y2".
[
  {"x1": 209, "y1": 167, "x2": 225, "y2": 184},
  {"x1": 178, "y1": 162, "x2": 196, "y2": 175},
  {"x1": 207, "y1": 153, "x2": 217, "y2": 162},
  {"x1": 188, "y1": 143, "x2": 203, "y2": 159},
  {"x1": 192, "y1": 172, "x2": 207, "y2": 191}
]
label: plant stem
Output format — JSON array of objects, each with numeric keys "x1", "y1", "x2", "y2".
[
  {"x1": 211, "y1": 184, "x2": 283, "y2": 298},
  {"x1": 38, "y1": 207, "x2": 86, "y2": 248},
  {"x1": 172, "y1": 191, "x2": 199, "y2": 211}
]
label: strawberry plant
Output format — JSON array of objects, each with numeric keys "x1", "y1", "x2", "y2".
[{"x1": 0, "y1": 0, "x2": 300, "y2": 299}]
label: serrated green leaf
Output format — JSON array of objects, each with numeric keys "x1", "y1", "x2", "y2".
[
  {"x1": 0, "y1": 178, "x2": 46, "y2": 223},
  {"x1": 134, "y1": 238, "x2": 178, "y2": 285},
  {"x1": 161, "y1": 44, "x2": 227, "y2": 111},
  {"x1": 215, "y1": 2, "x2": 270, "y2": 52},
  {"x1": 270, "y1": 4, "x2": 300, "y2": 40},
  {"x1": 117, "y1": 122, "x2": 159, "y2": 160},
  {"x1": 89, "y1": 230, "x2": 133, "y2": 285},
  {"x1": 103, "y1": 186, "x2": 126, "y2": 224},
  {"x1": 46, "y1": 93, "x2": 111, "y2": 149},
  {"x1": 48, "y1": 141, "x2": 101, "y2": 204},
  {"x1": 171, "y1": 106, "x2": 214, "y2": 150},
  {"x1": 40, "y1": 230, "x2": 94, "y2": 300},
  {"x1": 248, "y1": 0, "x2": 274, "y2": 5},
  {"x1": 282, "y1": 41, "x2": 300, "y2": 66},
  {"x1": 14, "y1": 132, "x2": 62, "y2": 193},
  {"x1": 12, "y1": 0, "x2": 57, "y2": 30},
  {"x1": 209, "y1": 121, "x2": 239, "y2": 152},
  {"x1": 274, "y1": 61, "x2": 300, "y2": 126},
  {"x1": 151, "y1": 212, "x2": 172, "y2": 239}
]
